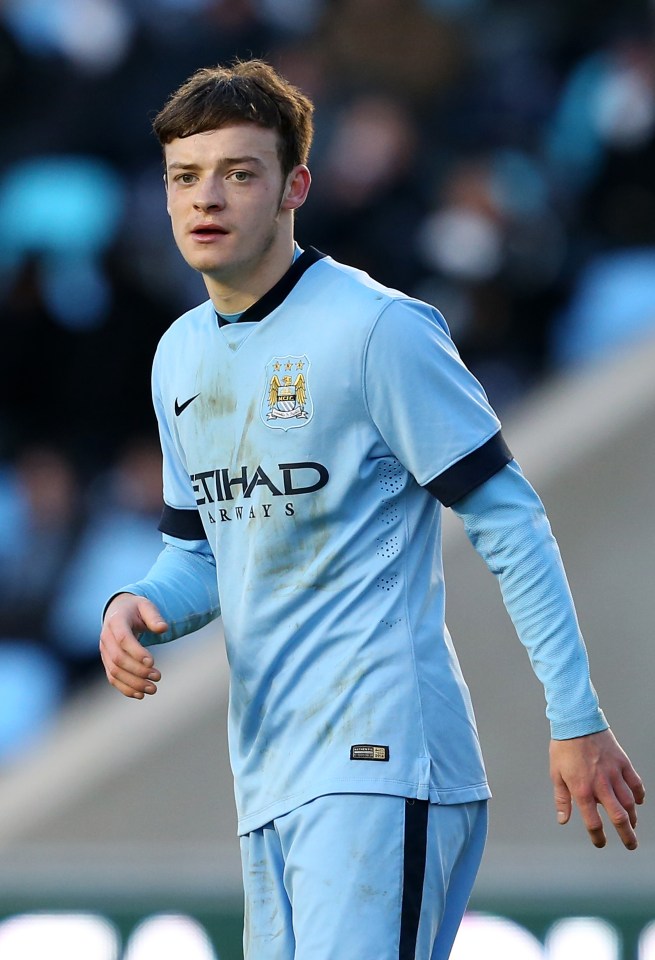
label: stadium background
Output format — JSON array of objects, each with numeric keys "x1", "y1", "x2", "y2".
[{"x1": 0, "y1": 0, "x2": 654, "y2": 957}]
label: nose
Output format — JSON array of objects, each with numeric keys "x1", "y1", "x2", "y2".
[{"x1": 193, "y1": 175, "x2": 225, "y2": 212}]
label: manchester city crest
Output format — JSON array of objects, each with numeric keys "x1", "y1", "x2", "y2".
[{"x1": 261, "y1": 355, "x2": 313, "y2": 430}]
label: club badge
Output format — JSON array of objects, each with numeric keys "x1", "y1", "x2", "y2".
[{"x1": 261, "y1": 355, "x2": 313, "y2": 430}]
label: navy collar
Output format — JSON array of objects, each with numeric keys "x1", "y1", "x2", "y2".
[{"x1": 215, "y1": 247, "x2": 326, "y2": 328}]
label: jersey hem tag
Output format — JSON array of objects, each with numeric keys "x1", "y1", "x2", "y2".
[{"x1": 350, "y1": 744, "x2": 389, "y2": 761}]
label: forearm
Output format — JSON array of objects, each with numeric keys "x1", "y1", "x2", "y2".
[
  {"x1": 451, "y1": 460, "x2": 607, "y2": 739},
  {"x1": 105, "y1": 539, "x2": 220, "y2": 645}
]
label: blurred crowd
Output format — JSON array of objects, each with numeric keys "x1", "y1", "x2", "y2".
[{"x1": 1, "y1": 0, "x2": 655, "y2": 763}]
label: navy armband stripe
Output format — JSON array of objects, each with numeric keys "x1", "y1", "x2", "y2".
[
  {"x1": 424, "y1": 431, "x2": 513, "y2": 506},
  {"x1": 158, "y1": 505, "x2": 207, "y2": 540}
]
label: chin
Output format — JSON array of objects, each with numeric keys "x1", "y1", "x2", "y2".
[{"x1": 186, "y1": 253, "x2": 230, "y2": 274}]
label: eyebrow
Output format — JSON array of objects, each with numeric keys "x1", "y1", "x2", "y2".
[{"x1": 166, "y1": 156, "x2": 266, "y2": 171}]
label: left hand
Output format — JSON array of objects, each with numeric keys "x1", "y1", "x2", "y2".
[{"x1": 549, "y1": 729, "x2": 645, "y2": 850}]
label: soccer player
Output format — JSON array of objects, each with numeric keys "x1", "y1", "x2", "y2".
[{"x1": 100, "y1": 60, "x2": 645, "y2": 960}]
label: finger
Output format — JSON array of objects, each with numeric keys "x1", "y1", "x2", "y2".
[
  {"x1": 99, "y1": 629, "x2": 162, "y2": 689},
  {"x1": 596, "y1": 783, "x2": 638, "y2": 850},
  {"x1": 623, "y1": 763, "x2": 646, "y2": 806},
  {"x1": 575, "y1": 793, "x2": 607, "y2": 848},
  {"x1": 104, "y1": 662, "x2": 159, "y2": 698},
  {"x1": 552, "y1": 774, "x2": 572, "y2": 826},
  {"x1": 568, "y1": 778, "x2": 607, "y2": 847},
  {"x1": 135, "y1": 597, "x2": 169, "y2": 635},
  {"x1": 101, "y1": 644, "x2": 160, "y2": 688},
  {"x1": 100, "y1": 631, "x2": 159, "y2": 680},
  {"x1": 108, "y1": 676, "x2": 156, "y2": 700},
  {"x1": 104, "y1": 597, "x2": 168, "y2": 652},
  {"x1": 101, "y1": 613, "x2": 162, "y2": 671},
  {"x1": 110, "y1": 679, "x2": 152, "y2": 699},
  {"x1": 609, "y1": 773, "x2": 638, "y2": 829}
]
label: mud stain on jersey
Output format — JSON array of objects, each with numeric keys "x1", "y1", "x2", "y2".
[
  {"x1": 234, "y1": 396, "x2": 259, "y2": 467},
  {"x1": 253, "y1": 520, "x2": 337, "y2": 594},
  {"x1": 192, "y1": 349, "x2": 238, "y2": 424},
  {"x1": 300, "y1": 666, "x2": 369, "y2": 743},
  {"x1": 203, "y1": 378, "x2": 237, "y2": 419}
]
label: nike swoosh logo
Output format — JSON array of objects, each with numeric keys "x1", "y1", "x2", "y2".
[{"x1": 174, "y1": 394, "x2": 200, "y2": 416}]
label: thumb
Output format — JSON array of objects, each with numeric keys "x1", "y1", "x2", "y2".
[
  {"x1": 137, "y1": 598, "x2": 168, "y2": 634},
  {"x1": 553, "y1": 774, "x2": 572, "y2": 825}
]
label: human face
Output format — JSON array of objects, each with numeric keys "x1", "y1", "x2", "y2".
[{"x1": 164, "y1": 124, "x2": 309, "y2": 301}]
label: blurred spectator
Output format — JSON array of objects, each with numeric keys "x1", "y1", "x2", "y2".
[
  {"x1": 0, "y1": 439, "x2": 163, "y2": 762},
  {"x1": 551, "y1": 249, "x2": 655, "y2": 366},
  {"x1": 318, "y1": 0, "x2": 468, "y2": 103},
  {"x1": 0, "y1": 445, "x2": 84, "y2": 641},
  {"x1": 0, "y1": 445, "x2": 83, "y2": 763},
  {"x1": 414, "y1": 151, "x2": 567, "y2": 408},
  {"x1": 546, "y1": 33, "x2": 655, "y2": 198},
  {"x1": 0, "y1": 155, "x2": 126, "y2": 328},
  {"x1": 47, "y1": 437, "x2": 165, "y2": 675},
  {"x1": 301, "y1": 94, "x2": 425, "y2": 291},
  {"x1": 545, "y1": 29, "x2": 655, "y2": 365},
  {"x1": 2, "y1": 0, "x2": 133, "y2": 72},
  {"x1": 0, "y1": 642, "x2": 66, "y2": 764}
]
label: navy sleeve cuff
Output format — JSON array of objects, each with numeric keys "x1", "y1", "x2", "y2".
[
  {"x1": 424, "y1": 431, "x2": 513, "y2": 506},
  {"x1": 158, "y1": 505, "x2": 207, "y2": 540}
]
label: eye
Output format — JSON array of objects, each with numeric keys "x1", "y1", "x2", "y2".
[
  {"x1": 228, "y1": 170, "x2": 252, "y2": 182},
  {"x1": 173, "y1": 172, "x2": 197, "y2": 184}
]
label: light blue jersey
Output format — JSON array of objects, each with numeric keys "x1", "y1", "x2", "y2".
[{"x1": 123, "y1": 248, "x2": 605, "y2": 835}]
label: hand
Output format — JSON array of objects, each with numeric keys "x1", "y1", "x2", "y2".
[
  {"x1": 550, "y1": 729, "x2": 645, "y2": 850},
  {"x1": 100, "y1": 593, "x2": 168, "y2": 699}
]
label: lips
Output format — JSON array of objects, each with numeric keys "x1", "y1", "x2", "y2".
[{"x1": 190, "y1": 223, "x2": 229, "y2": 239}]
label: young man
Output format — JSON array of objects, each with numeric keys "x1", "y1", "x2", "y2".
[{"x1": 100, "y1": 60, "x2": 644, "y2": 960}]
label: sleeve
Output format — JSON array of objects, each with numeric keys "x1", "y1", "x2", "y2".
[
  {"x1": 451, "y1": 459, "x2": 608, "y2": 740},
  {"x1": 109, "y1": 540, "x2": 220, "y2": 646},
  {"x1": 364, "y1": 299, "x2": 511, "y2": 503}
]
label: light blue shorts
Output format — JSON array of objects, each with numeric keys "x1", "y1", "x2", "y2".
[{"x1": 240, "y1": 794, "x2": 488, "y2": 960}]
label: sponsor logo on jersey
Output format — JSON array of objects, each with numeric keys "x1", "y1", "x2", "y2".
[
  {"x1": 261, "y1": 355, "x2": 313, "y2": 429},
  {"x1": 189, "y1": 461, "x2": 329, "y2": 524},
  {"x1": 190, "y1": 461, "x2": 329, "y2": 503}
]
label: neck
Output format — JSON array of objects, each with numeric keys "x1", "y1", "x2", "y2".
[{"x1": 204, "y1": 232, "x2": 296, "y2": 315}]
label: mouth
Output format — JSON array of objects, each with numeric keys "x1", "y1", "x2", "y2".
[{"x1": 190, "y1": 224, "x2": 229, "y2": 240}]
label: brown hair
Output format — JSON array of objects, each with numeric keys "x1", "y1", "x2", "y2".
[{"x1": 152, "y1": 59, "x2": 314, "y2": 179}]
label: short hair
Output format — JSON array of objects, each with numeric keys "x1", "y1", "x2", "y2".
[{"x1": 152, "y1": 59, "x2": 314, "y2": 179}]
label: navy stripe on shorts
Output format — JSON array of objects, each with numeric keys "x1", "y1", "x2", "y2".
[{"x1": 399, "y1": 798, "x2": 430, "y2": 959}]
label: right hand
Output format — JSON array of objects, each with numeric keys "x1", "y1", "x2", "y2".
[{"x1": 100, "y1": 593, "x2": 168, "y2": 699}]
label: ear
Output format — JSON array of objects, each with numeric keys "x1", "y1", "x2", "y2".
[{"x1": 280, "y1": 165, "x2": 311, "y2": 212}]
